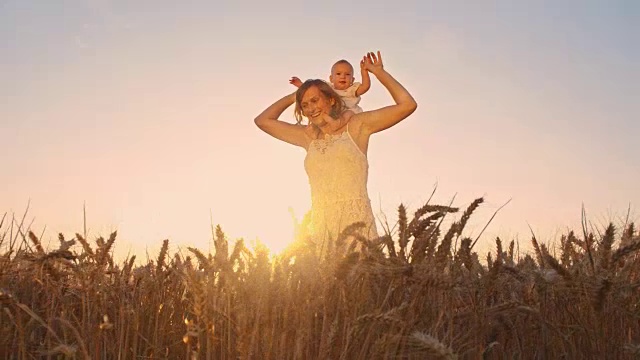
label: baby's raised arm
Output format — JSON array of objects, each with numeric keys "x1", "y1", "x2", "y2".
[
  {"x1": 289, "y1": 76, "x2": 303, "y2": 88},
  {"x1": 355, "y1": 58, "x2": 371, "y2": 97}
]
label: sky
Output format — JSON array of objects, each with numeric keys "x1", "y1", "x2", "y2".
[{"x1": 1, "y1": 0, "x2": 638, "y2": 260}]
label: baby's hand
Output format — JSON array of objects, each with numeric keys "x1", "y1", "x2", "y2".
[{"x1": 289, "y1": 76, "x2": 303, "y2": 88}]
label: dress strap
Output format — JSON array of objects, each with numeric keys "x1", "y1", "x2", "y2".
[{"x1": 345, "y1": 120, "x2": 367, "y2": 158}]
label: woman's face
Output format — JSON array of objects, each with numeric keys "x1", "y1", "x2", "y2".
[{"x1": 300, "y1": 85, "x2": 335, "y2": 129}]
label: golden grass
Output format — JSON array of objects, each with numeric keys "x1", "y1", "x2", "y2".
[{"x1": 1, "y1": 199, "x2": 639, "y2": 359}]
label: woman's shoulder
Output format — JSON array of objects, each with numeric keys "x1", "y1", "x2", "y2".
[{"x1": 345, "y1": 112, "x2": 365, "y2": 136}]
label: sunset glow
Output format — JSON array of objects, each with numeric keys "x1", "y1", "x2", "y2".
[{"x1": 2, "y1": 1, "x2": 638, "y2": 259}]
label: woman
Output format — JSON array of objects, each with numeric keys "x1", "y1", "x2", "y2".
[{"x1": 255, "y1": 51, "x2": 417, "y2": 253}]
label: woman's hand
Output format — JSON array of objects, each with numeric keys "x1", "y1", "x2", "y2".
[{"x1": 361, "y1": 51, "x2": 384, "y2": 76}]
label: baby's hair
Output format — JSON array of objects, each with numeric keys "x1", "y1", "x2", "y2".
[
  {"x1": 294, "y1": 79, "x2": 346, "y2": 125},
  {"x1": 331, "y1": 59, "x2": 354, "y2": 73}
]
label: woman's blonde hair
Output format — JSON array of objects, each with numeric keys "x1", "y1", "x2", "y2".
[{"x1": 294, "y1": 79, "x2": 346, "y2": 125}]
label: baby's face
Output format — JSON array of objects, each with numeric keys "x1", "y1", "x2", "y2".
[{"x1": 330, "y1": 63, "x2": 354, "y2": 91}]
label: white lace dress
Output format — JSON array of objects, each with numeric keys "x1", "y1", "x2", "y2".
[{"x1": 303, "y1": 126, "x2": 379, "y2": 247}]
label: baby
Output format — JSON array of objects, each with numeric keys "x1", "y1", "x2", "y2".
[{"x1": 290, "y1": 58, "x2": 371, "y2": 117}]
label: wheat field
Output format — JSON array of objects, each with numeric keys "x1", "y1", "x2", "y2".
[{"x1": 1, "y1": 198, "x2": 639, "y2": 359}]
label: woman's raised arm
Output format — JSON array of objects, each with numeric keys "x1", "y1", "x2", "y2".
[
  {"x1": 353, "y1": 52, "x2": 417, "y2": 135},
  {"x1": 254, "y1": 92, "x2": 310, "y2": 148}
]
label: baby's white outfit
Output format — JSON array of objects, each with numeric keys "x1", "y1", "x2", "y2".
[{"x1": 331, "y1": 82, "x2": 363, "y2": 114}]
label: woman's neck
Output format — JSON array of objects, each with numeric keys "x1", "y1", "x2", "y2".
[
  {"x1": 324, "y1": 117, "x2": 349, "y2": 135},
  {"x1": 321, "y1": 123, "x2": 348, "y2": 137}
]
